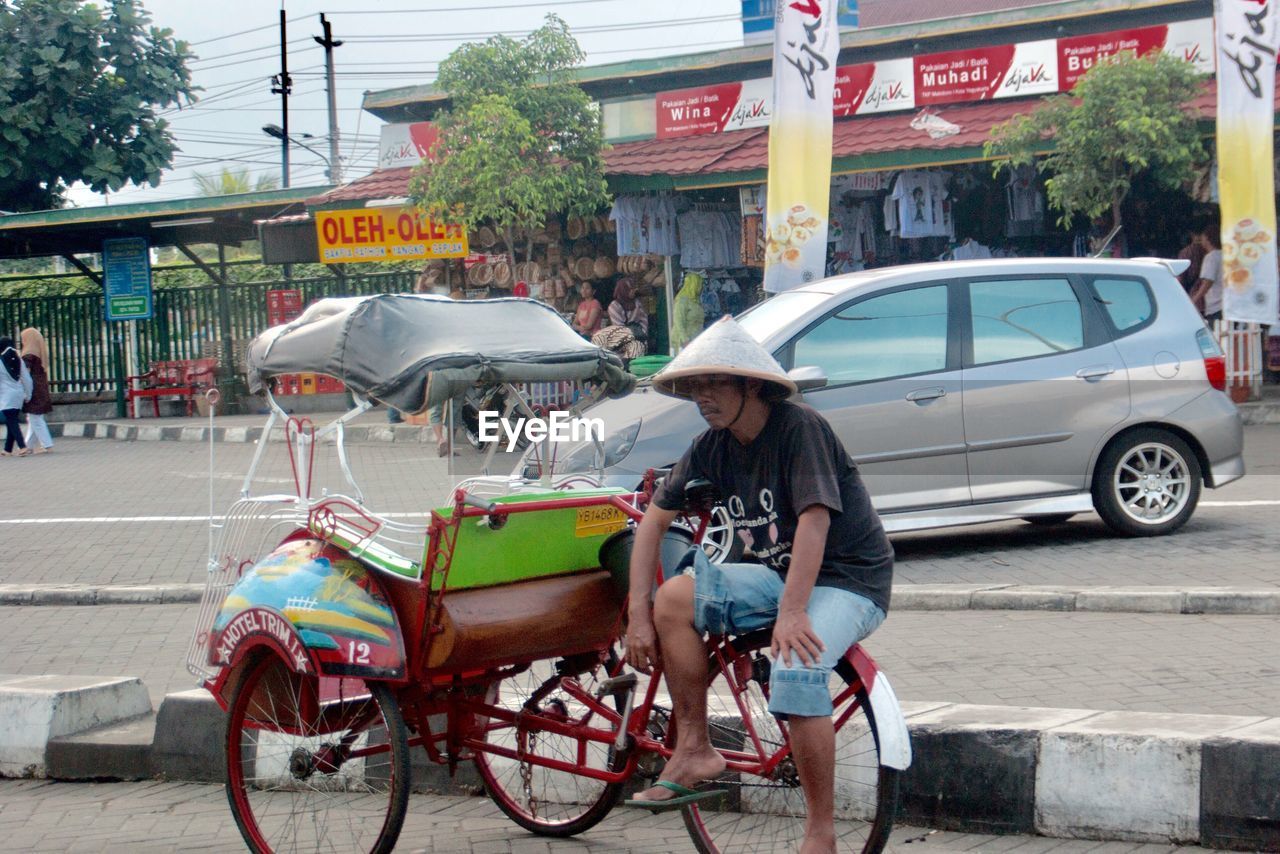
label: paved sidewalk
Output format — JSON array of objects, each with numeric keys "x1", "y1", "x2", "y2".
[{"x1": 0, "y1": 780, "x2": 1234, "y2": 853}]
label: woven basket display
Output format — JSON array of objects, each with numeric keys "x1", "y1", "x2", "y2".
[
  {"x1": 566, "y1": 217, "x2": 587, "y2": 240},
  {"x1": 574, "y1": 256, "x2": 596, "y2": 280},
  {"x1": 475, "y1": 225, "x2": 498, "y2": 248},
  {"x1": 492, "y1": 260, "x2": 513, "y2": 288},
  {"x1": 592, "y1": 256, "x2": 615, "y2": 279}
]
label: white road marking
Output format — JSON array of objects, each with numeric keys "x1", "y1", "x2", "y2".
[
  {"x1": 1, "y1": 500, "x2": 1275, "y2": 526},
  {"x1": 0, "y1": 512, "x2": 433, "y2": 525}
]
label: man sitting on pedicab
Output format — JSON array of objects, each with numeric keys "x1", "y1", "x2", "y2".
[{"x1": 624, "y1": 316, "x2": 894, "y2": 854}]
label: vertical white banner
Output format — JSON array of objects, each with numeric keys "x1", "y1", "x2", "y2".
[
  {"x1": 764, "y1": 1, "x2": 841, "y2": 293},
  {"x1": 1215, "y1": 0, "x2": 1280, "y2": 324}
]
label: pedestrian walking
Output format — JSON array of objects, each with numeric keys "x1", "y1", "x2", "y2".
[
  {"x1": 0, "y1": 335, "x2": 33, "y2": 457},
  {"x1": 1176, "y1": 226, "x2": 1206, "y2": 294},
  {"x1": 19, "y1": 328, "x2": 54, "y2": 453}
]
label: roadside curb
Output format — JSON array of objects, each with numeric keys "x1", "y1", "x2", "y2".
[
  {"x1": 5, "y1": 582, "x2": 1278, "y2": 615},
  {"x1": 16, "y1": 686, "x2": 1280, "y2": 850}
]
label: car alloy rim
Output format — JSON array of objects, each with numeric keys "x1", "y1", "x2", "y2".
[
  {"x1": 671, "y1": 504, "x2": 736, "y2": 563},
  {"x1": 1112, "y1": 441, "x2": 1192, "y2": 525}
]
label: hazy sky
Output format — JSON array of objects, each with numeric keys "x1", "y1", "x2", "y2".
[{"x1": 66, "y1": 0, "x2": 743, "y2": 207}]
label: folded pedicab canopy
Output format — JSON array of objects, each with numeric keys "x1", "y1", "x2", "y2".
[{"x1": 246, "y1": 294, "x2": 636, "y2": 415}]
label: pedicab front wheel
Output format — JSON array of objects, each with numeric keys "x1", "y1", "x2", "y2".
[{"x1": 225, "y1": 652, "x2": 411, "y2": 854}]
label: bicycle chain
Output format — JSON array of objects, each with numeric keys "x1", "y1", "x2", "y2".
[{"x1": 520, "y1": 733, "x2": 539, "y2": 820}]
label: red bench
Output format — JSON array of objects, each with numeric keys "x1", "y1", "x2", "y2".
[{"x1": 127, "y1": 358, "x2": 218, "y2": 418}]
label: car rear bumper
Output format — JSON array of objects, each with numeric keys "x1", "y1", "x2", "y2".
[{"x1": 1166, "y1": 390, "x2": 1245, "y2": 488}]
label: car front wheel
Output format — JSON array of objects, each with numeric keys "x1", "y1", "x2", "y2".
[{"x1": 1092, "y1": 428, "x2": 1201, "y2": 537}]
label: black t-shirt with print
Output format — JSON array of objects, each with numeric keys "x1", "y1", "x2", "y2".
[{"x1": 654, "y1": 400, "x2": 893, "y2": 613}]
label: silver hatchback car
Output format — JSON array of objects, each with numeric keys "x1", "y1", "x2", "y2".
[{"x1": 533, "y1": 258, "x2": 1244, "y2": 557}]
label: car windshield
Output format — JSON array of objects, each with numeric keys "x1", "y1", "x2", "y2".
[{"x1": 736, "y1": 291, "x2": 828, "y2": 344}]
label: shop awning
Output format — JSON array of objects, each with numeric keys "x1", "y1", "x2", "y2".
[{"x1": 314, "y1": 78, "x2": 1277, "y2": 200}]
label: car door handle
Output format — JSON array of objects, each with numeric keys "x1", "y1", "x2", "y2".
[
  {"x1": 1075, "y1": 365, "x2": 1115, "y2": 380},
  {"x1": 905, "y1": 387, "x2": 947, "y2": 402}
]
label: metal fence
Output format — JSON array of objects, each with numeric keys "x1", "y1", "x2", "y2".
[{"x1": 0, "y1": 270, "x2": 417, "y2": 399}]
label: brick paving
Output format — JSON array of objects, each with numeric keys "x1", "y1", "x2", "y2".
[{"x1": 0, "y1": 781, "x2": 1232, "y2": 853}]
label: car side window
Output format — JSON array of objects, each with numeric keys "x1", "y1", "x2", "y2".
[
  {"x1": 969, "y1": 278, "x2": 1084, "y2": 365},
  {"x1": 1089, "y1": 276, "x2": 1154, "y2": 333},
  {"x1": 792, "y1": 285, "x2": 949, "y2": 384}
]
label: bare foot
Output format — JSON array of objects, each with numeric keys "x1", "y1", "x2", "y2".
[
  {"x1": 633, "y1": 746, "x2": 726, "y2": 802},
  {"x1": 799, "y1": 830, "x2": 837, "y2": 854}
]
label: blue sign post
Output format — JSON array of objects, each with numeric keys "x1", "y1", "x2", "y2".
[{"x1": 103, "y1": 237, "x2": 154, "y2": 322}]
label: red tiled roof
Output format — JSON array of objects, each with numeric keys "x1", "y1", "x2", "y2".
[
  {"x1": 306, "y1": 166, "x2": 414, "y2": 206},
  {"x1": 313, "y1": 79, "x2": 1260, "y2": 195},
  {"x1": 604, "y1": 129, "x2": 768, "y2": 176}
]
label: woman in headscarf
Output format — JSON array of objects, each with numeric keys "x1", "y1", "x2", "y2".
[
  {"x1": 20, "y1": 328, "x2": 54, "y2": 453},
  {"x1": 0, "y1": 336, "x2": 33, "y2": 457},
  {"x1": 607, "y1": 277, "x2": 648, "y2": 340},
  {"x1": 671, "y1": 271, "x2": 706, "y2": 352}
]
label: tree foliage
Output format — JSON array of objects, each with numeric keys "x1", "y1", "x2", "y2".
[
  {"x1": 193, "y1": 168, "x2": 279, "y2": 197},
  {"x1": 408, "y1": 14, "x2": 609, "y2": 260},
  {"x1": 985, "y1": 51, "x2": 1206, "y2": 231},
  {"x1": 0, "y1": 0, "x2": 196, "y2": 211}
]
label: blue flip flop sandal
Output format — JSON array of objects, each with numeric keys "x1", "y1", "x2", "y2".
[{"x1": 624, "y1": 780, "x2": 728, "y2": 813}]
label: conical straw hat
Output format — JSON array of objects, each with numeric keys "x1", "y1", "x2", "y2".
[{"x1": 652, "y1": 316, "x2": 796, "y2": 401}]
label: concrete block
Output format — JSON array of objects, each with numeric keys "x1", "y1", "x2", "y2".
[
  {"x1": 0, "y1": 585, "x2": 37, "y2": 605},
  {"x1": 971, "y1": 587, "x2": 1078, "y2": 611},
  {"x1": 60, "y1": 423, "x2": 86, "y2": 438},
  {"x1": 245, "y1": 427, "x2": 263, "y2": 443},
  {"x1": 367, "y1": 426, "x2": 394, "y2": 443},
  {"x1": 1075, "y1": 588, "x2": 1184, "y2": 614},
  {"x1": 901, "y1": 701, "x2": 954, "y2": 719},
  {"x1": 136, "y1": 425, "x2": 162, "y2": 441},
  {"x1": 94, "y1": 586, "x2": 165, "y2": 605},
  {"x1": 152, "y1": 689, "x2": 225, "y2": 783},
  {"x1": 344, "y1": 426, "x2": 369, "y2": 443},
  {"x1": 160, "y1": 426, "x2": 182, "y2": 441},
  {"x1": 1201, "y1": 718, "x2": 1280, "y2": 851},
  {"x1": 0, "y1": 674, "x2": 152, "y2": 777},
  {"x1": 46, "y1": 713, "x2": 155, "y2": 780},
  {"x1": 119, "y1": 426, "x2": 138, "y2": 441},
  {"x1": 223, "y1": 426, "x2": 248, "y2": 443},
  {"x1": 903, "y1": 705, "x2": 1097, "y2": 834},
  {"x1": 1183, "y1": 589, "x2": 1280, "y2": 615},
  {"x1": 1037, "y1": 711, "x2": 1264, "y2": 843},
  {"x1": 158, "y1": 584, "x2": 204, "y2": 604},
  {"x1": 30, "y1": 586, "x2": 97, "y2": 605},
  {"x1": 180, "y1": 426, "x2": 206, "y2": 442},
  {"x1": 893, "y1": 585, "x2": 1006, "y2": 611}
]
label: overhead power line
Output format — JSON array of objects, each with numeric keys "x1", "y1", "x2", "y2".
[
  {"x1": 340, "y1": 14, "x2": 740, "y2": 42},
  {"x1": 325, "y1": 0, "x2": 630, "y2": 12}
]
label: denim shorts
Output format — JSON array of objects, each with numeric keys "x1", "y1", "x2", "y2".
[{"x1": 677, "y1": 548, "x2": 885, "y2": 719}]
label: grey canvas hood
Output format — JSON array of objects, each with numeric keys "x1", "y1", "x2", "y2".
[{"x1": 246, "y1": 294, "x2": 634, "y2": 414}]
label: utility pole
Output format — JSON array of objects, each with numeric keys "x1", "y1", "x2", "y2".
[
  {"x1": 271, "y1": 9, "x2": 292, "y2": 188},
  {"x1": 314, "y1": 14, "x2": 344, "y2": 185}
]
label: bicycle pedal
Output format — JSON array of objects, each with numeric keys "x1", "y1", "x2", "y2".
[{"x1": 596, "y1": 673, "x2": 638, "y2": 697}]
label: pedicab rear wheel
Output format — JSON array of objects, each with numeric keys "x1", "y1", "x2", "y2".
[
  {"x1": 225, "y1": 652, "x2": 411, "y2": 854},
  {"x1": 474, "y1": 651, "x2": 626, "y2": 837},
  {"x1": 681, "y1": 630, "x2": 899, "y2": 854}
]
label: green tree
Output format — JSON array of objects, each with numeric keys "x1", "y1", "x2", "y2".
[
  {"x1": 985, "y1": 51, "x2": 1206, "y2": 234},
  {"x1": 0, "y1": 0, "x2": 196, "y2": 211},
  {"x1": 408, "y1": 14, "x2": 609, "y2": 261},
  {"x1": 193, "y1": 167, "x2": 279, "y2": 196}
]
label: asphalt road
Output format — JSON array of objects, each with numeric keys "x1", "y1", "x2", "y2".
[{"x1": 0, "y1": 424, "x2": 1275, "y2": 713}]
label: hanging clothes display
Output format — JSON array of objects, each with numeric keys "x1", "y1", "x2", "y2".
[
  {"x1": 951, "y1": 238, "x2": 993, "y2": 260},
  {"x1": 609, "y1": 194, "x2": 680, "y2": 256},
  {"x1": 888, "y1": 171, "x2": 952, "y2": 239},
  {"x1": 672, "y1": 272, "x2": 706, "y2": 351},
  {"x1": 676, "y1": 210, "x2": 742, "y2": 268},
  {"x1": 1005, "y1": 164, "x2": 1045, "y2": 237}
]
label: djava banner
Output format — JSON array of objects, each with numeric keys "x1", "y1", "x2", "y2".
[
  {"x1": 1215, "y1": 0, "x2": 1280, "y2": 325},
  {"x1": 765, "y1": 0, "x2": 841, "y2": 293}
]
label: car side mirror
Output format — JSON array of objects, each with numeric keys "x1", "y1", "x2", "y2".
[{"x1": 789, "y1": 365, "x2": 828, "y2": 392}]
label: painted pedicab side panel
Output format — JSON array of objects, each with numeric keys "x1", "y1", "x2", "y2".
[{"x1": 210, "y1": 538, "x2": 407, "y2": 683}]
